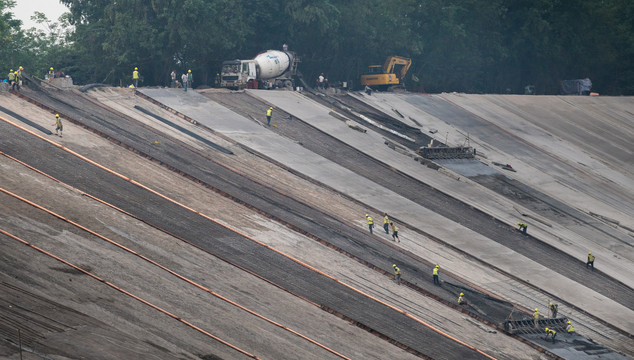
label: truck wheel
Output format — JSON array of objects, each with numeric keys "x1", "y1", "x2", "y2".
[{"x1": 284, "y1": 80, "x2": 293, "y2": 89}]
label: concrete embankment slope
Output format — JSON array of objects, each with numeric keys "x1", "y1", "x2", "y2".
[
  {"x1": 140, "y1": 88, "x2": 634, "y2": 338},
  {"x1": 348, "y1": 91, "x2": 634, "y2": 274}
]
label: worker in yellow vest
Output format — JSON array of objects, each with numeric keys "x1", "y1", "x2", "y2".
[
  {"x1": 517, "y1": 222, "x2": 528, "y2": 234},
  {"x1": 586, "y1": 252, "x2": 595, "y2": 271},
  {"x1": 48, "y1": 67, "x2": 54, "y2": 79},
  {"x1": 52, "y1": 114, "x2": 63, "y2": 137},
  {"x1": 8, "y1": 70, "x2": 15, "y2": 89},
  {"x1": 432, "y1": 265, "x2": 440, "y2": 285},
  {"x1": 544, "y1": 327, "x2": 557, "y2": 343},
  {"x1": 266, "y1": 106, "x2": 273, "y2": 126},
  {"x1": 458, "y1": 292, "x2": 465, "y2": 305},
  {"x1": 533, "y1": 308, "x2": 539, "y2": 327},
  {"x1": 132, "y1": 67, "x2": 139, "y2": 88},
  {"x1": 393, "y1": 264, "x2": 401, "y2": 285},
  {"x1": 365, "y1": 214, "x2": 373, "y2": 234},
  {"x1": 566, "y1": 321, "x2": 575, "y2": 335},
  {"x1": 383, "y1": 213, "x2": 390, "y2": 234}
]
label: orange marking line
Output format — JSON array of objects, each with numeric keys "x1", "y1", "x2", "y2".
[
  {"x1": 1, "y1": 114, "x2": 498, "y2": 359},
  {"x1": 0, "y1": 186, "x2": 352, "y2": 360},
  {"x1": 0, "y1": 227, "x2": 260, "y2": 360}
]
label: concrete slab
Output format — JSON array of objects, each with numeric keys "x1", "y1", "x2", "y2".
[{"x1": 138, "y1": 88, "x2": 634, "y2": 335}]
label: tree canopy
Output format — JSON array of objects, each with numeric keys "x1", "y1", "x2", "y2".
[{"x1": 2, "y1": 0, "x2": 634, "y2": 94}]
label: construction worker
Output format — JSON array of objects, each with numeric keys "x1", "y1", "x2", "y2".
[
  {"x1": 365, "y1": 214, "x2": 374, "y2": 234},
  {"x1": 48, "y1": 67, "x2": 54, "y2": 79},
  {"x1": 390, "y1": 222, "x2": 400, "y2": 243},
  {"x1": 533, "y1": 308, "x2": 539, "y2": 328},
  {"x1": 458, "y1": 292, "x2": 465, "y2": 305},
  {"x1": 8, "y1": 70, "x2": 15, "y2": 89},
  {"x1": 132, "y1": 67, "x2": 139, "y2": 88},
  {"x1": 432, "y1": 265, "x2": 440, "y2": 285},
  {"x1": 266, "y1": 107, "x2": 273, "y2": 126},
  {"x1": 393, "y1": 264, "x2": 401, "y2": 285},
  {"x1": 383, "y1": 213, "x2": 390, "y2": 234},
  {"x1": 566, "y1": 321, "x2": 575, "y2": 335},
  {"x1": 186, "y1": 69, "x2": 193, "y2": 90},
  {"x1": 13, "y1": 71, "x2": 20, "y2": 91},
  {"x1": 586, "y1": 252, "x2": 595, "y2": 271},
  {"x1": 549, "y1": 302, "x2": 558, "y2": 318},
  {"x1": 52, "y1": 114, "x2": 63, "y2": 137},
  {"x1": 517, "y1": 222, "x2": 528, "y2": 235},
  {"x1": 544, "y1": 327, "x2": 557, "y2": 343},
  {"x1": 181, "y1": 72, "x2": 188, "y2": 91}
]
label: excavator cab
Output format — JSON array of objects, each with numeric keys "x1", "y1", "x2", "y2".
[{"x1": 361, "y1": 56, "x2": 412, "y2": 91}]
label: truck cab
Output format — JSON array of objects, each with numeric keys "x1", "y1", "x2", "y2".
[{"x1": 220, "y1": 60, "x2": 258, "y2": 90}]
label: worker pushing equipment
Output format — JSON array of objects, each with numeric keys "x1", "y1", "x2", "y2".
[
  {"x1": 365, "y1": 214, "x2": 374, "y2": 234},
  {"x1": 517, "y1": 222, "x2": 528, "y2": 235}
]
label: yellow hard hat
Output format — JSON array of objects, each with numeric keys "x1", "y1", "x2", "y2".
[
  {"x1": 270, "y1": 107, "x2": 273, "y2": 109},
  {"x1": 365, "y1": 214, "x2": 368, "y2": 217},
  {"x1": 19, "y1": 66, "x2": 23, "y2": 69},
  {"x1": 393, "y1": 264, "x2": 396, "y2": 267},
  {"x1": 535, "y1": 308, "x2": 538, "y2": 311},
  {"x1": 460, "y1": 293, "x2": 464, "y2": 296},
  {"x1": 135, "y1": 67, "x2": 138, "y2": 70},
  {"x1": 588, "y1": 252, "x2": 592, "y2": 255},
  {"x1": 188, "y1": 69, "x2": 191, "y2": 73},
  {"x1": 545, "y1": 327, "x2": 549, "y2": 331},
  {"x1": 549, "y1": 302, "x2": 553, "y2": 305},
  {"x1": 9, "y1": 69, "x2": 12, "y2": 72},
  {"x1": 50, "y1": 67, "x2": 54, "y2": 70},
  {"x1": 56, "y1": 114, "x2": 59, "y2": 117},
  {"x1": 435, "y1": 265, "x2": 439, "y2": 268},
  {"x1": 567, "y1": 321, "x2": 571, "y2": 324}
]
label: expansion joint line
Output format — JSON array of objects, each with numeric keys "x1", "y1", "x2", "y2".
[{"x1": 0, "y1": 227, "x2": 261, "y2": 360}]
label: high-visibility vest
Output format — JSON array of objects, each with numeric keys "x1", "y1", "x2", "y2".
[
  {"x1": 534, "y1": 311, "x2": 539, "y2": 319},
  {"x1": 394, "y1": 266, "x2": 401, "y2": 275},
  {"x1": 8, "y1": 72, "x2": 15, "y2": 81},
  {"x1": 133, "y1": 70, "x2": 139, "y2": 79},
  {"x1": 366, "y1": 216, "x2": 373, "y2": 225},
  {"x1": 432, "y1": 268, "x2": 438, "y2": 276},
  {"x1": 588, "y1": 254, "x2": 595, "y2": 262},
  {"x1": 547, "y1": 329, "x2": 556, "y2": 337},
  {"x1": 266, "y1": 108, "x2": 272, "y2": 117},
  {"x1": 566, "y1": 324, "x2": 575, "y2": 333},
  {"x1": 458, "y1": 295, "x2": 464, "y2": 304},
  {"x1": 393, "y1": 225, "x2": 398, "y2": 232},
  {"x1": 384, "y1": 216, "x2": 389, "y2": 224}
]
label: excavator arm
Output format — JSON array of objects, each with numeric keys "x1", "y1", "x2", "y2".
[{"x1": 383, "y1": 56, "x2": 412, "y2": 80}]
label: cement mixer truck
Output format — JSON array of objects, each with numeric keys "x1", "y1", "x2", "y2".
[{"x1": 220, "y1": 50, "x2": 299, "y2": 90}]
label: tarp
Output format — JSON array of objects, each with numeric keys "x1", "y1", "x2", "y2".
[{"x1": 560, "y1": 78, "x2": 592, "y2": 95}]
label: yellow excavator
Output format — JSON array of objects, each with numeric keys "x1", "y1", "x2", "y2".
[{"x1": 360, "y1": 56, "x2": 412, "y2": 91}]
